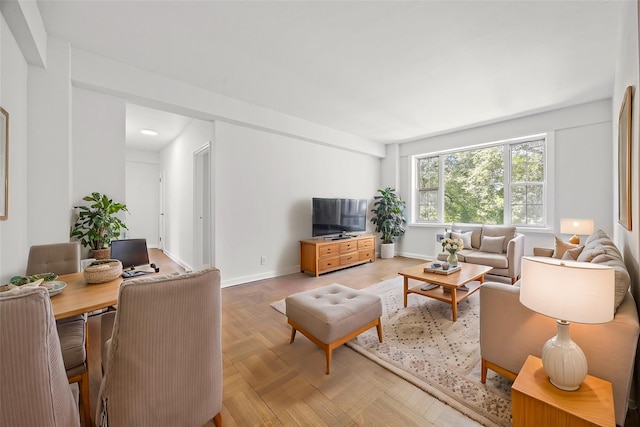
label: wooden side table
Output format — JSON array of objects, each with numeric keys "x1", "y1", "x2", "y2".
[{"x1": 512, "y1": 355, "x2": 615, "y2": 427}]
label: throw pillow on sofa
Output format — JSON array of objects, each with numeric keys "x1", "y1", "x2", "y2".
[
  {"x1": 552, "y1": 235, "x2": 578, "y2": 259},
  {"x1": 479, "y1": 236, "x2": 505, "y2": 254},
  {"x1": 561, "y1": 245, "x2": 584, "y2": 260},
  {"x1": 481, "y1": 225, "x2": 516, "y2": 252},
  {"x1": 451, "y1": 231, "x2": 473, "y2": 250}
]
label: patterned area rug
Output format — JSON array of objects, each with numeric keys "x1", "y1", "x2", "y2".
[{"x1": 271, "y1": 276, "x2": 513, "y2": 427}]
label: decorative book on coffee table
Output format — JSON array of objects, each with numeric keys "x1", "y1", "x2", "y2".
[{"x1": 423, "y1": 264, "x2": 461, "y2": 275}]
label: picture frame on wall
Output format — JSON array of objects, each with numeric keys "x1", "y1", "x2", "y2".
[
  {"x1": 0, "y1": 106, "x2": 7, "y2": 221},
  {"x1": 618, "y1": 86, "x2": 632, "y2": 231}
]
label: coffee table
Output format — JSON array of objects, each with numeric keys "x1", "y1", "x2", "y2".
[{"x1": 398, "y1": 262, "x2": 492, "y2": 321}]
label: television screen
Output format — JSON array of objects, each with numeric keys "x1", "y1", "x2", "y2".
[
  {"x1": 312, "y1": 198, "x2": 367, "y2": 237},
  {"x1": 110, "y1": 239, "x2": 150, "y2": 269}
]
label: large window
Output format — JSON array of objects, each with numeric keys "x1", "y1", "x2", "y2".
[{"x1": 414, "y1": 136, "x2": 546, "y2": 227}]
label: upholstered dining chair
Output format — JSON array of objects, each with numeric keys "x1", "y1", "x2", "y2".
[
  {"x1": 0, "y1": 286, "x2": 80, "y2": 427},
  {"x1": 26, "y1": 241, "x2": 91, "y2": 427},
  {"x1": 96, "y1": 268, "x2": 223, "y2": 427}
]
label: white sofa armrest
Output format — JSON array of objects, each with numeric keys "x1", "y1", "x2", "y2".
[{"x1": 506, "y1": 234, "x2": 525, "y2": 283}]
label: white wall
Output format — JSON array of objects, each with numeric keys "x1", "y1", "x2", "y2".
[
  {"x1": 159, "y1": 118, "x2": 213, "y2": 271},
  {"x1": 0, "y1": 13, "x2": 29, "y2": 282},
  {"x1": 613, "y1": 0, "x2": 640, "y2": 293},
  {"x1": 613, "y1": 0, "x2": 640, "y2": 411},
  {"x1": 213, "y1": 121, "x2": 380, "y2": 286},
  {"x1": 27, "y1": 36, "x2": 72, "y2": 247},
  {"x1": 125, "y1": 149, "x2": 160, "y2": 247},
  {"x1": 388, "y1": 99, "x2": 612, "y2": 260},
  {"x1": 72, "y1": 87, "x2": 126, "y2": 205}
]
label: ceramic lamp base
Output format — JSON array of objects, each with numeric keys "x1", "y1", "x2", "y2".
[{"x1": 541, "y1": 320, "x2": 587, "y2": 391}]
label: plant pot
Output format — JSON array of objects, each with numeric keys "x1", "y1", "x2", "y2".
[
  {"x1": 91, "y1": 248, "x2": 111, "y2": 260},
  {"x1": 380, "y1": 243, "x2": 395, "y2": 259}
]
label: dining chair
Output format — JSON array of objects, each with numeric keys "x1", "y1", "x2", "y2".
[
  {"x1": 96, "y1": 268, "x2": 222, "y2": 427},
  {"x1": 27, "y1": 241, "x2": 91, "y2": 427},
  {"x1": 0, "y1": 286, "x2": 81, "y2": 427}
]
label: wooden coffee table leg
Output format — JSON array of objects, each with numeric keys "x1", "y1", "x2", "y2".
[
  {"x1": 451, "y1": 288, "x2": 458, "y2": 321},
  {"x1": 403, "y1": 276, "x2": 408, "y2": 307}
]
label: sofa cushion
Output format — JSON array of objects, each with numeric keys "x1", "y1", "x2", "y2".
[
  {"x1": 579, "y1": 230, "x2": 630, "y2": 311},
  {"x1": 479, "y1": 236, "x2": 505, "y2": 254},
  {"x1": 553, "y1": 236, "x2": 578, "y2": 259},
  {"x1": 584, "y1": 229, "x2": 610, "y2": 246},
  {"x1": 577, "y1": 246, "x2": 605, "y2": 263},
  {"x1": 464, "y1": 251, "x2": 508, "y2": 269},
  {"x1": 436, "y1": 248, "x2": 474, "y2": 263},
  {"x1": 451, "y1": 231, "x2": 472, "y2": 250},
  {"x1": 482, "y1": 225, "x2": 516, "y2": 252}
]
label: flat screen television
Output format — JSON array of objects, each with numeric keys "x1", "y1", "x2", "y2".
[
  {"x1": 110, "y1": 238, "x2": 150, "y2": 269},
  {"x1": 312, "y1": 198, "x2": 368, "y2": 237}
]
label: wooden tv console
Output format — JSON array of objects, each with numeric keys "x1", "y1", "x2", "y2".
[{"x1": 300, "y1": 235, "x2": 375, "y2": 276}]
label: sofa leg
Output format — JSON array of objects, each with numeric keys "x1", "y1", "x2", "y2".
[{"x1": 481, "y1": 358, "x2": 487, "y2": 383}]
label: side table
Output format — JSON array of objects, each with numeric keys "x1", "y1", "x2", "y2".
[{"x1": 512, "y1": 355, "x2": 615, "y2": 427}]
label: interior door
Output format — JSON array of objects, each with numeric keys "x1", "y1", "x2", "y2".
[{"x1": 193, "y1": 143, "x2": 211, "y2": 269}]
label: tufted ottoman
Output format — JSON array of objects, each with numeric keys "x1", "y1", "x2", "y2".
[{"x1": 285, "y1": 283, "x2": 382, "y2": 374}]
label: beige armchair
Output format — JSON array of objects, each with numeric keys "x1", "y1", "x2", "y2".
[
  {"x1": 26, "y1": 241, "x2": 91, "y2": 426},
  {"x1": 0, "y1": 287, "x2": 80, "y2": 427},
  {"x1": 96, "y1": 268, "x2": 223, "y2": 427},
  {"x1": 438, "y1": 225, "x2": 524, "y2": 283}
]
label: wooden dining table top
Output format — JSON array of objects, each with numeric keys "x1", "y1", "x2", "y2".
[{"x1": 50, "y1": 272, "x2": 123, "y2": 320}]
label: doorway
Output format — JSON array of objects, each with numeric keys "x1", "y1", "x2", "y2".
[{"x1": 193, "y1": 143, "x2": 212, "y2": 270}]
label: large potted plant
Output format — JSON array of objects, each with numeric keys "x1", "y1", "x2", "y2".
[
  {"x1": 370, "y1": 187, "x2": 406, "y2": 258},
  {"x1": 70, "y1": 192, "x2": 129, "y2": 259}
]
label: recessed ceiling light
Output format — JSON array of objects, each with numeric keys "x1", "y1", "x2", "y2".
[{"x1": 140, "y1": 129, "x2": 158, "y2": 136}]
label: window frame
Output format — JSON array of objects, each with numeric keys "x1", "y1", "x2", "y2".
[{"x1": 411, "y1": 133, "x2": 551, "y2": 229}]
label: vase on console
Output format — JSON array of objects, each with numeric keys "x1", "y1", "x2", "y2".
[{"x1": 442, "y1": 237, "x2": 464, "y2": 267}]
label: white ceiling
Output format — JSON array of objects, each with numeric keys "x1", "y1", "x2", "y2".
[
  {"x1": 125, "y1": 104, "x2": 193, "y2": 151},
  {"x1": 38, "y1": 1, "x2": 623, "y2": 149}
]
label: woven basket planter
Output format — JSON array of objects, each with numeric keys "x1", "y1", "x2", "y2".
[{"x1": 84, "y1": 259, "x2": 123, "y2": 284}]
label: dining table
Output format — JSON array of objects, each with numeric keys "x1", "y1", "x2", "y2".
[{"x1": 51, "y1": 272, "x2": 123, "y2": 320}]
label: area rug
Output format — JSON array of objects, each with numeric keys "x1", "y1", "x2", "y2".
[{"x1": 270, "y1": 276, "x2": 513, "y2": 427}]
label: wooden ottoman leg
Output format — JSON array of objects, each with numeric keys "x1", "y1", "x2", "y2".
[
  {"x1": 326, "y1": 347, "x2": 332, "y2": 375},
  {"x1": 375, "y1": 318, "x2": 383, "y2": 342},
  {"x1": 289, "y1": 326, "x2": 297, "y2": 343}
]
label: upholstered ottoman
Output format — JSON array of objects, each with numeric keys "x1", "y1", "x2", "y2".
[{"x1": 285, "y1": 283, "x2": 382, "y2": 374}]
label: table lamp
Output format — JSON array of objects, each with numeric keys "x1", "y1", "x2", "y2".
[
  {"x1": 519, "y1": 256, "x2": 614, "y2": 391},
  {"x1": 560, "y1": 218, "x2": 594, "y2": 244}
]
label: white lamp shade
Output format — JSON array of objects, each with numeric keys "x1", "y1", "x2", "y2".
[
  {"x1": 560, "y1": 219, "x2": 595, "y2": 236},
  {"x1": 519, "y1": 257, "x2": 614, "y2": 324}
]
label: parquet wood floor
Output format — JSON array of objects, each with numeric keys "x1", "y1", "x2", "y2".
[{"x1": 87, "y1": 251, "x2": 482, "y2": 426}]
